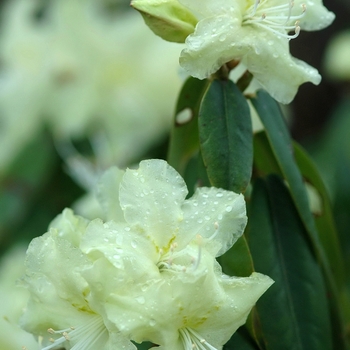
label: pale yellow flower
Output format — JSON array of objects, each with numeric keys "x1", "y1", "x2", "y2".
[
  {"x1": 79, "y1": 159, "x2": 273, "y2": 349},
  {"x1": 178, "y1": 0, "x2": 334, "y2": 103},
  {"x1": 20, "y1": 209, "x2": 136, "y2": 350},
  {"x1": 21, "y1": 160, "x2": 273, "y2": 350},
  {"x1": 0, "y1": 0, "x2": 182, "y2": 174}
]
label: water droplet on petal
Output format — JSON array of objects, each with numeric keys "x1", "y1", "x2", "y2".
[
  {"x1": 219, "y1": 34, "x2": 226, "y2": 42},
  {"x1": 136, "y1": 296, "x2": 145, "y2": 304}
]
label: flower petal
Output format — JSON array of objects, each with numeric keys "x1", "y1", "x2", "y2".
[
  {"x1": 179, "y1": 187, "x2": 247, "y2": 256},
  {"x1": 119, "y1": 159, "x2": 188, "y2": 250},
  {"x1": 299, "y1": 0, "x2": 335, "y2": 31},
  {"x1": 240, "y1": 30, "x2": 321, "y2": 104},
  {"x1": 96, "y1": 166, "x2": 125, "y2": 222},
  {"x1": 81, "y1": 219, "x2": 159, "y2": 280},
  {"x1": 49, "y1": 208, "x2": 89, "y2": 247},
  {"x1": 180, "y1": 15, "x2": 245, "y2": 79},
  {"x1": 20, "y1": 230, "x2": 92, "y2": 337},
  {"x1": 196, "y1": 272, "x2": 274, "y2": 348},
  {"x1": 179, "y1": 0, "x2": 238, "y2": 17}
]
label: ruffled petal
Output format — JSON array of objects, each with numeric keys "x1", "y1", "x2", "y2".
[
  {"x1": 179, "y1": 187, "x2": 247, "y2": 256},
  {"x1": 20, "y1": 233, "x2": 92, "y2": 338},
  {"x1": 22, "y1": 230, "x2": 91, "y2": 311},
  {"x1": 299, "y1": 0, "x2": 335, "y2": 31},
  {"x1": 119, "y1": 159, "x2": 188, "y2": 250},
  {"x1": 81, "y1": 219, "x2": 159, "y2": 280},
  {"x1": 195, "y1": 272, "x2": 274, "y2": 348},
  {"x1": 49, "y1": 208, "x2": 89, "y2": 247},
  {"x1": 240, "y1": 29, "x2": 321, "y2": 104},
  {"x1": 180, "y1": 14, "x2": 246, "y2": 80}
]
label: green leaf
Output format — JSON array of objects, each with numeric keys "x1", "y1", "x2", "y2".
[
  {"x1": 224, "y1": 327, "x2": 259, "y2": 350},
  {"x1": 253, "y1": 131, "x2": 282, "y2": 177},
  {"x1": 294, "y1": 143, "x2": 350, "y2": 345},
  {"x1": 183, "y1": 150, "x2": 211, "y2": 197},
  {"x1": 248, "y1": 176, "x2": 332, "y2": 350},
  {"x1": 199, "y1": 79, "x2": 252, "y2": 193},
  {"x1": 251, "y1": 92, "x2": 349, "y2": 348},
  {"x1": 218, "y1": 234, "x2": 254, "y2": 278},
  {"x1": 167, "y1": 76, "x2": 209, "y2": 174},
  {"x1": 293, "y1": 142, "x2": 346, "y2": 289},
  {"x1": 250, "y1": 91, "x2": 316, "y2": 243}
]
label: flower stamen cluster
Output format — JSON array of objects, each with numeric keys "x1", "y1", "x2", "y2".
[
  {"x1": 42, "y1": 315, "x2": 107, "y2": 350},
  {"x1": 179, "y1": 328, "x2": 217, "y2": 350},
  {"x1": 243, "y1": 0, "x2": 306, "y2": 40}
]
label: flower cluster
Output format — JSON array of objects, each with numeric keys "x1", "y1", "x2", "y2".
[
  {"x1": 133, "y1": 0, "x2": 335, "y2": 104},
  {"x1": 20, "y1": 159, "x2": 273, "y2": 349},
  {"x1": 0, "y1": 0, "x2": 181, "y2": 174}
]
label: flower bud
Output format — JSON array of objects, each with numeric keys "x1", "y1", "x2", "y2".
[{"x1": 131, "y1": 0, "x2": 197, "y2": 43}]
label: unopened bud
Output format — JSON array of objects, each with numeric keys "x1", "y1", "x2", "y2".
[{"x1": 131, "y1": 0, "x2": 198, "y2": 43}]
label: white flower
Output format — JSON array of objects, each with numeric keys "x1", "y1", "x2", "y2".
[
  {"x1": 21, "y1": 159, "x2": 273, "y2": 349},
  {"x1": 87, "y1": 248, "x2": 273, "y2": 349},
  {"x1": 178, "y1": 0, "x2": 335, "y2": 103},
  {"x1": 0, "y1": 0, "x2": 182, "y2": 174},
  {"x1": 93, "y1": 159, "x2": 247, "y2": 260},
  {"x1": 20, "y1": 209, "x2": 136, "y2": 350},
  {"x1": 76, "y1": 159, "x2": 273, "y2": 348}
]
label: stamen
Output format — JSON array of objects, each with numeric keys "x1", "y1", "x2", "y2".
[
  {"x1": 192, "y1": 235, "x2": 202, "y2": 271},
  {"x1": 243, "y1": 0, "x2": 306, "y2": 40},
  {"x1": 207, "y1": 222, "x2": 220, "y2": 241},
  {"x1": 42, "y1": 315, "x2": 107, "y2": 350},
  {"x1": 251, "y1": 0, "x2": 260, "y2": 17},
  {"x1": 179, "y1": 328, "x2": 218, "y2": 350}
]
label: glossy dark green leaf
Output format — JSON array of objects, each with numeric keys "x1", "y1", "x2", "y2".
[
  {"x1": 218, "y1": 235, "x2": 254, "y2": 278},
  {"x1": 250, "y1": 92, "x2": 340, "y2": 294},
  {"x1": 294, "y1": 143, "x2": 350, "y2": 346},
  {"x1": 224, "y1": 326, "x2": 259, "y2": 350},
  {"x1": 248, "y1": 176, "x2": 332, "y2": 350},
  {"x1": 293, "y1": 142, "x2": 346, "y2": 289},
  {"x1": 250, "y1": 92, "x2": 350, "y2": 345},
  {"x1": 182, "y1": 150, "x2": 211, "y2": 198},
  {"x1": 250, "y1": 91, "x2": 317, "y2": 243},
  {"x1": 167, "y1": 76, "x2": 209, "y2": 175},
  {"x1": 253, "y1": 131, "x2": 282, "y2": 177},
  {"x1": 199, "y1": 79, "x2": 252, "y2": 193}
]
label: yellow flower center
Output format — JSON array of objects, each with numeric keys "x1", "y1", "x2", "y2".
[{"x1": 157, "y1": 235, "x2": 203, "y2": 273}]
